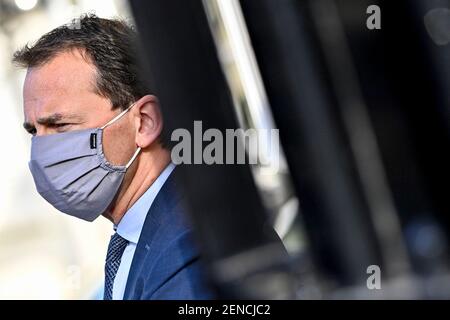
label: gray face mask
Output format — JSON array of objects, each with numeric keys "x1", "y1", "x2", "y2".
[{"x1": 28, "y1": 104, "x2": 141, "y2": 222}]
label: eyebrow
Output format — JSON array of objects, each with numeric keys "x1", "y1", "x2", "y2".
[{"x1": 23, "y1": 113, "x2": 82, "y2": 132}]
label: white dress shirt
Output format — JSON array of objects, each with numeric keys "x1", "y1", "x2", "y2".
[{"x1": 111, "y1": 163, "x2": 176, "y2": 300}]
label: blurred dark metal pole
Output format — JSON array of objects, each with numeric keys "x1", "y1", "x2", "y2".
[
  {"x1": 376, "y1": 0, "x2": 450, "y2": 277},
  {"x1": 240, "y1": 0, "x2": 381, "y2": 287},
  {"x1": 128, "y1": 0, "x2": 295, "y2": 299},
  {"x1": 307, "y1": 0, "x2": 411, "y2": 279}
]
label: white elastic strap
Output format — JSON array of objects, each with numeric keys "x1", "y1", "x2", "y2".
[
  {"x1": 101, "y1": 103, "x2": 136, "y2": 130},
  {"x1": 125, "y1": 147, "x2": 141, "y2": 169}
]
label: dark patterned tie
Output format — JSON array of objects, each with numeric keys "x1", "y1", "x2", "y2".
[{"x1": 103, "y1": 232, "x2": 128, "y2": 300}]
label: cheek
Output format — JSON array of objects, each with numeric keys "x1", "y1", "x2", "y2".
[{"x1": 102, "y1": 122, "x2": 136, "y2": 166}]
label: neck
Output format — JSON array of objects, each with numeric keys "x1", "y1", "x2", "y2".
[{"x1": 105, "y1": 145, "x2": 171, "y2": 225}]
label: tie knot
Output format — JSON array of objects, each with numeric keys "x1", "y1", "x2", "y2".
[{"x1": 106, "y1": 233, "x2": 129, "y2": 262}]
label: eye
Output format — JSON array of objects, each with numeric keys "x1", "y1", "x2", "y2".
[{"x1": 53, "y1": 123, "x2": 71, "y2": 132}]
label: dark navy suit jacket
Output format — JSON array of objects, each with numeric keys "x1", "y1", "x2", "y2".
[{"x1": 123, "y1": 167, "x2": 214, "y2": 299}]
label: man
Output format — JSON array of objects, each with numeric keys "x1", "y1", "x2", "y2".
[{"x1": 13, "y1": 14, "x2": 214, "y2": 300}]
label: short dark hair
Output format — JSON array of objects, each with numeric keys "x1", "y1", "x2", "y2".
[{"x1": 13, "y1": 13, "x2": 148, "y2": 111}]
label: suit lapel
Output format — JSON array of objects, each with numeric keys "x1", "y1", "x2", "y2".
[{"x1": 122, "y1": 166, "x2": 182, "y2": 299}]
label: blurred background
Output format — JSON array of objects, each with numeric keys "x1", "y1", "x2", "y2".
[
  {"x1": 0, "y1": 0, "x2": 133, "y2": 299},
  {"x1": 1, "y1": 0, "x2": 450, "y2": 299}
]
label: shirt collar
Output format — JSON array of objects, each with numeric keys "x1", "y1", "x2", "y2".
[{"x1": 115, "y1": 163, "x2": 176, "y2": 244}]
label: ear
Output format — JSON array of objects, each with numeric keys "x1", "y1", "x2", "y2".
[{"x1": 132, "y1": 95, "x2": 163, "y2": 149}]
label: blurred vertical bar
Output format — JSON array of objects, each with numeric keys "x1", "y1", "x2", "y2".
[
  {"x1": 240, "y1": 0, "x2": 382, "y2": 287},
  {"x1": 307, "y1": 0, "x2": 410, "y2": 279},
  {"x1": 373, "y1": 0, "x2": 450, "y2": 276}
]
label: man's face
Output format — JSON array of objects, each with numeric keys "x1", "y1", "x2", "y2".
[{"x1": 23, "y1": 49, "x2": 136, "y2": 166}]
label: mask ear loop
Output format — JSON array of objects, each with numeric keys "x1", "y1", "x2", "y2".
[
  {"x1": 101, "y1": 102, "x2": 136, "y2": 130},
  {"x1": 125, "y1": 147, "x2": 141, "y2": 169},
  {"x1": 101, "y1": 102, "x2": 142, "y2": 169}
]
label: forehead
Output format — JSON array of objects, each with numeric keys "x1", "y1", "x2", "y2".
[{"x1": 23, "y1": 50, "x2": 100, "y2": 118}]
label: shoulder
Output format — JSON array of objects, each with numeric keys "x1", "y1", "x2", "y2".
[
  {"x1": 137, "y1": 209, "x2": 214, "y2": 299},
  {"x1": 128, "y1": 166, "x2": 215, "y2": 299},
  {"x1": 144, "y1": 227, "x2": 213, "y2": 299}
]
